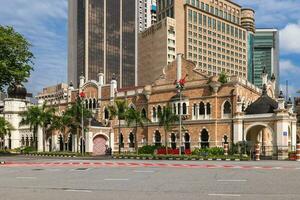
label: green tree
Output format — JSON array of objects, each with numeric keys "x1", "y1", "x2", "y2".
[
  {"x1": 0, "y1": 117, "x2": 13, "y2": 149},
  {"x1": 0, "y1": 26, "x2": 34, "y2": 91},
  {"x1": 61, "y1": 97, "x2": 91, "y2": 152},
  {"x1": 218, "y1": 71, "x2": 228, "y2": 84},
  {"x1": 157, "y1": 105, "x2": 179, "y2": 154},
  {"x1": 108, "y1": 100, "x2": 128, "y2": 154},
  {"x1": 125, "y1": 107, "x2": 149, "y2": 153},
  {"x1": 20, "y1": 103, "x2": 55, "y2": 151}
]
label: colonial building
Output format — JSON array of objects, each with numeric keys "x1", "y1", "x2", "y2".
[
  {"x1": 0, "y1": 84, "x2": 34, "y2": 149},
  {"x1": 40, "y1": 55, "x2": 296, "y2": 160}
]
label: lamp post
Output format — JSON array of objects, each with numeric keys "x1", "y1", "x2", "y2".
[
  {"x1": 79, "y1": 91, "x2": 85, "y2": 155},
  {"x1": 178, "y1": 89, "x2": 182, "y2": 156}
]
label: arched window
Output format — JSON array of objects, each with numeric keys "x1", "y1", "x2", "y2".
[
  {"x1": 21, "y1": 136, "x2": 25, "y2": 146},
  {"x1": 129, "y1": 132, "x2": 134, "y2": 148},
  {"x1": 184, "y1": 132, "x2": 190, "y2": 149},
  {"x1": 157, "y1": 105, "x2": 162, "y2": 116},
  {"x1": 182, "y1": 103, "x2": 187, "y2": 115},
  {"x1": 129, "y1": 103, "x2": 136, "y2": 110},
  {"x1": 85, "y1": 99, "x2": 89, "y2": 109},
  {"x1": 201, "y1": 129, "x2": 209, "y2": 148},
  {"x1": 152, "y1": 107, "x2": 157, "y2": 121},
  {"x1": 177, "y1": 103, "x2": 181, "y2": 115},
  {"x1": 89, "y1": 99, "x2": 93, "y2": 110},
  {"x1": 104, "y1": 108, "x2": 109, "y2": 119},
  {"x1": 199, "y1": 102, "x2": 205, "y2": 115},
  {"x1": 223, "y1": 101, "x2": 231, "y2": 115},
  {"x1": 25, "y1": 136, "x2": 29, "y2": 146},
  {"x1": 142, "y1": 108, "x2": 147, "y2": 118},
  {"x1": 206, "y1": 103, "x2": 211, "y2": 115},
  {"x1": 193, "y1": 104, "x2": 197, "y2": 117},
  {"x1": 154, "y1": 130, "x2": 161, "y2": 146},
  {"x1": 93, "y1": 99, "x2": 97, "y2": 109},
  {"x1": 119, "y1": 133, "x2": 124, "y2": 148},
  {"x1": 171, "y1": 133, "x2": 176, "y2": 149},
  {"x1": 173, "y1": 103, "x2": 177, "y2": 114}
]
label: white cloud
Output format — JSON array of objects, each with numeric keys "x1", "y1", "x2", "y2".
[
  {"x1": 0, "y1": 0, "x2": 68, "y2": 95},
  {"x1": 280, "y1": 23, "x2": 300, "y2": 54},
  {"x1": 280, "y1": 60, "x2": 300, "y2": 75}
]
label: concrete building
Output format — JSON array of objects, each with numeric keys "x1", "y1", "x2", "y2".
[
  {"x1": 36, "y1": 83, "x2": 68, "y2": 105},
  {"x1": 251, "y1": 29, "x2": 279, "y2": 93},
  {"x1": 138, "y1": 0, "x2": 157, "y2": 32},
  {"x1": 68, "y1": 0, "x2": 138, "y2": 88},
  {"x1": 138, "y1": 0, "x2": 255, "y2": 86}
]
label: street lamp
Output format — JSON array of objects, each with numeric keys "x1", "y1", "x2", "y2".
[{"x1": 79, "y1": 91, "x2": 85, "y2": 155}]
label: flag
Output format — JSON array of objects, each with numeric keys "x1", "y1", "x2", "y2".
[{"x1": 79, "y1": 91, "x2": 85, "y2": 98}]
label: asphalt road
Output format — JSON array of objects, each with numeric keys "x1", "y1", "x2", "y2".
[{"x1": 0, "y1": 156, "x2": 300, "y2": 200}]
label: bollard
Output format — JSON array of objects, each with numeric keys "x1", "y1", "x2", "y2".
[
  {"x1": 224, "y1": 143, "x2": 229, "y2": 156},
  {"x1": 296, "y1": 143, "x2": 300, "y2": 161},
  {"x1": 255, "y1": 143, "x2": 260, "y2": 161}
]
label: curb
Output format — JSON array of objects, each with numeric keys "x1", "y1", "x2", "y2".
[
  {"x1": 25, "y1": 154, "x2": 77, "y2": 158},
  {"x1": 112, "y1": 157, "x2": 245, "y2": 161}
]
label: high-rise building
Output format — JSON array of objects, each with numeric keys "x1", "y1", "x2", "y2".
[
  {"x1": 138, "y1": 0, "x2": 157, "y2": 32},
  {"x1": 251, "y1": 29, "x2": 279, "y2": 92},
  {"x1": 138, "y1": 0, "x2": 255, "y2": 85},
  {"x1": 68, "y1": 0, "x2": 138, "y2": 88}
]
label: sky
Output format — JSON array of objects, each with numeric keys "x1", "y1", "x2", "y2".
[{"x1": 0, "y1": 0, "x2": 299, "y2": 97}]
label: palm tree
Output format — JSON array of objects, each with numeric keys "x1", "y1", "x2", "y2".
[
  {"x1": 157, "y1": 105, "x2": 179, "y2": 154},
  {"x1": 125, "y1": 107, "x2": 149, "y2": 153},
  {"x1": 108, "y1": 100, "x2": 128, "y2": 154},
  {"x1": 20, "y1": 103, "x2": 55, "y2": 151},
  {"x1": 0, "y1": 117, "x2": 13, "y2": 149},
  {"x1": 62, "y1": 97, "x2": 91, "y2": 152}
]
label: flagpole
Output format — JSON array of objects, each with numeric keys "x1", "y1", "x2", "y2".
[{"x1": 179, "y1": 88, "x2": 182, "y2": 156}]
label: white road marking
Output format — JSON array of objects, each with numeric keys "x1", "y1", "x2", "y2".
[
  {"x1": 64, "y1": 189, "x2": 92, "y2": 193},
  {"x1": 104, "y1": 178, "x2": 129, "y2": 181},
  {"x1": 217, "y1": 179, "x2": 247, "y2": 182},
  {"x1": 16, "y1": 177, "x2": 36, "y2": 179},
  {"x1": 208, "y1": 194, "x2": 241, "y2": 197},
  {"x1": 133, "y1": 170, "x2": 155, "y2": 173}
]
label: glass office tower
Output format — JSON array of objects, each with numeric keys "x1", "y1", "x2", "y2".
[
  {"x1": 252, "y1": 29, "x2": 279, "y2": 92},
  {"x1": 68, "y1": 0, "x2": 137, "y2": 88}
]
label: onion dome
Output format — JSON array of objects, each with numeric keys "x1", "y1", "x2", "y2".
[
  {"x1": 278, "y1": 90, "x2": 284, "y2": 99},
  {"x1": 245, "y1": 84, "x2": 278, "y2": 114},
  {"x1": 271, "y1": 73, "x2": 276, "y2": 81},
  {"x1": 7, "y1": 83, "x2": 27, "y2": 99}
]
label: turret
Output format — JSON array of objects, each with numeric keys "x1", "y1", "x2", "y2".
[
  {"x1": 176, "y1": 53, "x2": 183, "y2": 81},
  {"x1": 110, "y1": 74, "x2": 117, "y2": 100},
  {"x1": 261, "y1": 67, "x2": 268, "y2": 86},
  {"x1": 277, "y1": 90, "x2": 285, "y2": 110},
  {"x1": 286, "y1": 97, "x2": 293, "y2": 113},
  {"x1": 79, "y1": 73, "x2": 85, "y2": 88},
  {"x1": 98, "y1": 73, "x2": 104, "y2": 86}
]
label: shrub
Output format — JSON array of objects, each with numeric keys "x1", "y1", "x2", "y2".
[
  {"x1": 138, "y1": 145, "x2": 158, "y2": 154},
  {"x1": 192, "y1": 147, "x2": 224, "y2": 156}
]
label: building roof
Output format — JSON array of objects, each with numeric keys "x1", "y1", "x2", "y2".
[{"x1": 245, "y1": 85, "x2": 278, "y2": 115}]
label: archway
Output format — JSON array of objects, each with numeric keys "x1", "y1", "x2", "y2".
[
  {"x1": 200, "y1": 129, "x2": 209, "y2": 148},
  {"x1": 129, "y1": 132, "x2": 134, "y2": 148},
  {"x1": 93, "y1": 135, "x2": 107, "y2": 156},
  {"x1": 58, "y1": 135, "x2": 64, "y2": 151},
  {"x1": 171, "y1": 133, "x2": 176, "y2": 149},
  {"x1": 67, "y1": 134, "x2": 73, "y2": 152},
  {"x1": 154, "y1": 130, "x2": 161, "y2": 146},
  {"x1": 245, "y1": 124, "x2": 275, "y2": 157},
  {"x1": 184, "y1": 132, "x2": 190, "y2": 149}
]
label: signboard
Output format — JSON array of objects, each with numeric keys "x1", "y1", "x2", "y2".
[{"x1": 283, "y1": 131, "x2": 288, "y2": 136}]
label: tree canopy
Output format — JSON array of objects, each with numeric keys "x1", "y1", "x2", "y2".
[{"x1": 0, "y1": 25, "x2": 34, "y2": 91}]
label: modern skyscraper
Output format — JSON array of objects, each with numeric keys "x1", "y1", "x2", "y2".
[
  {"x1": 138, "y1": 0, "x2": 157, "y2": 32},
  {"x1": 251, "y1": 29, "x2": 279, "y2": 92},
  {"x1": 68, "y1": 0, "x2": 138, "y2": 88},
  {"x1": 138, "y1": 0, "x2": 255, "y2": 85}
]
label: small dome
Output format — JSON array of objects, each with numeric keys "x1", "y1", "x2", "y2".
[{"x1": 7, "y1": 83, "x2": 27, "y2": 99}]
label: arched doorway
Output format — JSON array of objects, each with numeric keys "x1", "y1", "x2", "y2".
[
  {"x1": 48, "y1": 137, "x2": 52, "y2": 152},
  {"x1": 245, "y1": 124, "x2": 274, "y2": 158},
  {"x1": 184, "y1": 132, "x2": 190, "y2": 149},
  {"x1": 58, "y1": 135, "x2": 64, "y2": 151},
  {"x1": 154, "y1": 130, "x2": 161, "y2": 146},
  {"x1": 93, "y1": 135, "x2": 107, "y2": 156},
  {"x1": 201, "y1": 129, "x2": 209, "y2": 148},
  {"x1": 171, "y1": 133, "x2": 176, "y2": 149},
  {"x1": 129, "y1": 132, "x2": 134, "y2": 148},
  {"x1": 67, "y1": 134, "x2": 73, "y2": 152},
  {"x1": 80, "y1": 138, "x2": 86, "y2": 153}
]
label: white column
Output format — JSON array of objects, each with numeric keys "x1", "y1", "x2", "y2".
[
  {"x1": 233, "y1": 119, "x2": 243, "y2": 143},
  {"x1": 37, "y1": 126, "x2": 43, "y2": 152},
  {"x1": 204, "y1": 104, "x2": 207, "y2": 119},
  {"x1": 73, "y1": 136, "x2": 78, "y2": 152},
  {"x1": 291, "y1": 121, "x2": 297, "y2": 148}
]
